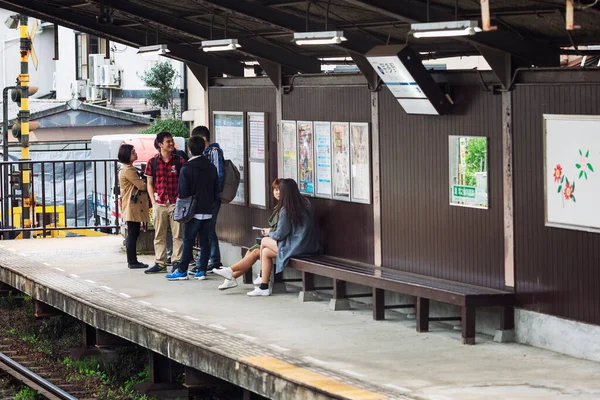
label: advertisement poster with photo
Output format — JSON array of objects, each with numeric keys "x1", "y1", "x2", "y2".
[
  {"x1": 281, "y1": 121, "x2": 298, "y2": 181},
  {"x1": 297, "y1": 121, "x2": 315, "y2": 196},
  {"x1": 332, "y1": 122, "x2": 351, "y2": 201},
  {"x1": 350, "y1": 123, "x2": 371, "y2": 204},
  {"x1": 214, "y1": 111, "x2": 245, "y2": 205},
  {"x1": 314, "y1": 121, "x2": 332, "y2": 198}
]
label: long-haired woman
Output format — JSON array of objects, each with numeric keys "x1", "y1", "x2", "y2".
[
  {"x1": 118, "y1": 144, "x2": 150, "y2": 269},
  {"x1": 248, "y1": 178, "x2": 320, "y2": 296},
  {"x1": 213, "y1": 179, "x2": 282, "y2": 290}
]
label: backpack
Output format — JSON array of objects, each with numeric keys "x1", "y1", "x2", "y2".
[{"x1": 220, "y1": 159, "x2": 241, "y2": 204}]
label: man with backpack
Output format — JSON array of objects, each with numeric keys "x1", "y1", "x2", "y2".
[
  {"x1": 190, "y1": 126, "x2": 225, "y2": 273},
  {"x1": 144, "y1": 132, "x2": 185, "y2": 274}
]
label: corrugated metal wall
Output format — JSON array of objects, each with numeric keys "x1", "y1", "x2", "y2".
[
  {"x1": 513, "y1": 83, "x2": 600, "y2": 325},
  {"x1": 283, "y1": 85, "x2": 374, "y2": 263},
  {"x1": 209, "y1": 85, "x2": 277, "y2": 246},
  {"x1": 379, "y1": 87, "x2": 505, "y2": 289}
]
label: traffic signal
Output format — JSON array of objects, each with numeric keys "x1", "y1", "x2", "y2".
[
  {"x1": 10, "y1": 85, "x2": 38, "y2": 107},
  {"x1": 12, "y1": 121, "x2": 39, "y2": 139}
]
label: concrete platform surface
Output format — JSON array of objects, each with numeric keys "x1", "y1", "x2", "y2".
[{"x1": 1, "y1": 236, "x2": 599, "y2": 400}]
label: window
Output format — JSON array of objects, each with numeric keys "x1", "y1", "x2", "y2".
[{"x1": 75, "y1": 33, "x2": 107, "y2": 80}]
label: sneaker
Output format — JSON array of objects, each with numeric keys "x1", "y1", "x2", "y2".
[
  {"x1": 194, "y1": 271, "x2": 207, "y2": 281},
  {"x1": 253, "y1": 276, "x2": 263, "y2": 286},
  {"x1": 206, "y1": 263, "x2": 222, "y2": 274},
  {"x1": 247, "y1": 287, "x2": 271, "y2": 297},
  {"x1": 128, "y1": 262, "x2": 148, "y2": 269},
  {"x1": 188, "y1": 266, "x2": 199, "y2": 276},
  {"x1": 212, "y1": 267, "x2": 233, "y2": 280},
  {"x1": 218, "y1": 278, "x2": 238, "y2": 290},
  {"x1": 166, "y1": 270, "x2": 189, "y2": 281},
  {"x1": 144, "y1": 264, "x2": 166, "y2": 274},
  {"x1": 166, "y1": 257, "x2": 172, "y2": 266}
]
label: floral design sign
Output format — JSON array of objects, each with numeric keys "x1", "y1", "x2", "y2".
[{"x1": 545, "y1": 114, "x2": 600, "y2": 232}]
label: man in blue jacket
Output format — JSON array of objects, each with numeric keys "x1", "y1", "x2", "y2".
[
  {"x1": 166, "y1": 135, "x2": 218, "y2": 281},
  {"x1": 190, "y1": 126, "x2": 224, "y2": 274}
]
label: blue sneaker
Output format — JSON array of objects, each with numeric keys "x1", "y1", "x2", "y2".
[
  {"x1": 166, "y1": 270, "x2": 189, "y2": 281},
  {"x1": 194, "y1": 271, "x2": 207, "y2": 281}
]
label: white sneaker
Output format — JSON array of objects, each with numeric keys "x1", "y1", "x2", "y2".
[
  {"x1": 218, "y1": 278, "x2": 238, "y2": 290},
  {"x1": 253, "y1": 276, "x2": 263, "y2": 286},
  {"x1": 213, "y1": 267, "x2": 233, "y2": 280},
  {"x1": 247, "y1": 287, "x2": 271, "y2": 297}
]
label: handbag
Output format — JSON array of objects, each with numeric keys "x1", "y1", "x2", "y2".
[{"x1": 173, "y1": 196, "x2": 197, "y2": 223}]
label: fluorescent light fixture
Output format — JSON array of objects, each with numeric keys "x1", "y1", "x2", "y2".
[
  {"x1": 411, "y1": 20, "x2": 482, "y2": 39},
  {"x1": 201, "y1": 39, "x2": 241, "y2": 52},
  {"x1": 137, "y1": 44, "x2": 170, "y2": 56},
  {"x1": 293, "y1": 31, "x2": 347, "y2": 45}
]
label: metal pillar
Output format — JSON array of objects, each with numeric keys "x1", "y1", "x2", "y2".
[
  {"x1": 19, "y1": 14, "x2": 31, "y2": 239},
  {"x1": 2, "y1": 86, "x2": 17, "y2": 235}
]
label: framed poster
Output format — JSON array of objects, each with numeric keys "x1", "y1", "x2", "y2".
[
  {"x1": 544, "y1": 114, "x2": 600, "y2": 233},
  {"x1": 448, "y1": 136, "x2": 488, "y2": 209},
  {"x1": 297, "y1": 121, "x2": 315, "y2": 196},
  {"x1": 350, "y1": 123, "x2": 371, "y2": 204},
  {"x1": 281, "y1": 120, "x2": 297, "y2": 181},
  {"x1": 248, "y1": 112, "x2": 267, "y2": 208},
  {"x1": 331, "y1": 122, "x2": 351, "y2": 201},
  {"x1": 214, "y1": 111, "x2": 245, "y2": 205},
  {"x1": 314, "y1": 121, "x2": 332, "y2": 198}
]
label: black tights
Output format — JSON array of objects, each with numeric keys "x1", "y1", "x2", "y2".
[{"x1": 126, "y1": 221, "x2": 141, "y2": 264}]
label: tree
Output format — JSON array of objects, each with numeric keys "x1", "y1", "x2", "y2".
[
  {"x1": 464, "y1": 138, "x2": 487, "y2": 187},
  {"x1": 142, "y1": 118, "x2": 189, "y2": 138},
  {"x1": 139, "y1": 61, "x2": 179, "y2": 119}
]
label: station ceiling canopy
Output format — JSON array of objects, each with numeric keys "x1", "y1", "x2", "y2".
[{"x1": 0, "y1": 0, "x2": 599, "y2": 77}]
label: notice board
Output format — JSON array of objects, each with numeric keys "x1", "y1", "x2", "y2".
[{"x1": 214, "y1": 111, "x2": 245, "y2": 205}]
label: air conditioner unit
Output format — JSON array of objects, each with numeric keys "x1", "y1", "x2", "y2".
[
  {"x1": 89, "y1": 54, "x2": 108, "y2": 86},
  {"x1": 100, "y1": 65, "x2": 120, "y2": 87},
  {"x1": 86, "y1": 86, "x2": 103, "y2": 101},
  {"x1": 70, "y1": 80, "x2": 86, "y2": 99}
]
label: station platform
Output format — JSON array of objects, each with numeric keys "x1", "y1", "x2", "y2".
[{"x1": 0, "y1": 236, "x2": 599, "y2": 400}]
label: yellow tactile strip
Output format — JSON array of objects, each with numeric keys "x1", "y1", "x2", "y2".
[{"x1": 243, "y1": 356, "x2": 388, "y2": 400}]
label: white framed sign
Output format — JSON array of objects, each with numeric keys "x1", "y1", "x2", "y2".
[
  {"x1": 448, "y1": 135, "x2": 488, "y2": 209},
  {"x1": 331, "y1": 122, "x2": 351, "y2": 201},
  {"x1": 214, "y1": 111, "x2": 245, "y2": 205},
  {"x1": 314, "y1": 121, "x2": 332, "y2": 198},
  {"x1": 248, "y1": 112, "x2": 267, "y2": 208},
  {"x1": 350, "y1": 122, "x2": 371, "y2": 204},
  {"x1": 281, "y1": 120, "x2": 297, "y2": 182}
]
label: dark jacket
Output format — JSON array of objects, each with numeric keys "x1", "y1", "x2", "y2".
[{"x1": 178, "y1": 155, "x2": 218, "y2": 215}]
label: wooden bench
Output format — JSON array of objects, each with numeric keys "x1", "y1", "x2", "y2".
[{"x1": 288, "y1": 255, "x2": 515, "y2": 345}]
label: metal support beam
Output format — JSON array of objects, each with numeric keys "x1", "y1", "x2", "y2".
[
  {"x1": 502, "y1": 90, "x2": 515, "y2": 289},
  {"x1": 256, "y1": 58, "x2": 282, "y2": 90},
  {"x1": 0, "y1": 0, "x2": 244, "y2": 77},
  {"x1": 349, "y1": 54, "x2": 379, "y2": 91},
  {"x1": 476, "y1": 45, "x2": 516, "y2": 89}
]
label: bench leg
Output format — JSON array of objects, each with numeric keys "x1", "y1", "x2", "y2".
[
  {"x1": 329, "y1": 279, "x2": 351, "y2": 311},
  {"x1": 299, "y1": 272, "x2": 319, "y2": 302},
  {"x1": 373, "y1": 288, "x2": 385, "y2": 320},
  {"x1": 416, "y1": 297, "x2": 429, "y2": 332},
  {"x1": 271, "y1": 270, "x2": 288, "y2": 294},
  {"x1": 243, "y1": 268, "x2": 253, "y2": 285},
  {"x1": 461, "y1": 306, "x2": 476, "y2": 345}
]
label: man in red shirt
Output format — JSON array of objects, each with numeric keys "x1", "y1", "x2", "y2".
[{"x1": 143, "y1": 132, "x2": 185, "y2": 273}]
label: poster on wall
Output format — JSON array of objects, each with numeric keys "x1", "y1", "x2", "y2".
[
  {"x1": 314, "y1": 121, "x2": 332, "y2": 198},
  {"x1": 281, "y1": 120, "x2": 297, "y2": 181},
  {"x1": 544, "y1": 114, "x2": 600, "y2": 233},
  {"x1": 350, "y1": 123, "x2": 371, "y2": 204},
  {"x1": 249, "y1": 112, "x2": 267, "y2": 208},
  {"x1": 448, "y1": 136, "x2": 488, "y2": 209},
  {"x1": 214, "y1": 111, "x2": 245, "y2": 205},
  {"x1": 331, "y1": 122, "x2": 351, "y2": 201},
  {"x1": 297, "y1": 121, "x2": 315, "y2": 196}
]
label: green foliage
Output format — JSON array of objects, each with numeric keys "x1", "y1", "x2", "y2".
[
  {"x1": 14, "y1": 387, "x2": 39, "y2": 400},
  {"x1": 139, "y1": 61, "x2": 180, "y2": 119},
  {"x1": 464, "y1": 138, "x2": 487, "y2": 187},
  {"x1": 141, "y1": 118, "x2": 189, "y2": 138}
]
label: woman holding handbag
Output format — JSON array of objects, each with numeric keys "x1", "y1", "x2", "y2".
[{"x1": 118, "y1": 144, "x2": 150, "y2": 269}]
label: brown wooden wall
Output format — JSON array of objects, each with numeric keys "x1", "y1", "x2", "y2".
[
  {"x1": 282, "y1": 85, "x2": 374, "y2": 263},
  {"x1": 379, "y1": 87, "x2": 506, "y2": 289},
  {"x1": 209, "y1": 85, "x2": 278, "y2": 246},
  {"x1": 513, "y1": 83, "x2": 600, "y2": 326}
]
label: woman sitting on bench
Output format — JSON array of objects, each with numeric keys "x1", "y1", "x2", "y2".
[
  {"x1": 216, "y1": 178, "x2": 321, "y2": 297},
  {"x1": 213, "y1": 178, "x2": 282, "y2": 290}
]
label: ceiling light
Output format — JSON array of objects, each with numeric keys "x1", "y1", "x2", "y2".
[
  {"x1": 201, "y1": 39, "x2": 241, "y2": 52},
  {"x1": 292, "y1": 31, "x2": 347, "y2": 46},
  {"x1": 137, "y1": 44, "x2": 170, "y2": 56},
  {"x1": 411, "y1": 20, "x2": 482, "y2": 39}
]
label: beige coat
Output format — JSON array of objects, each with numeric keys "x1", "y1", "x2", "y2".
[{"x1": 119, "y1": 165, "x2": 150, "y2": 223}]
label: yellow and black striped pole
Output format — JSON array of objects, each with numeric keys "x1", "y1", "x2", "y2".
[{"x1": 19, "y1": 14, "x2": 31, "y2": 238}]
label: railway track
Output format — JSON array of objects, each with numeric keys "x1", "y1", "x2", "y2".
[{"x1": 0, "y1": 347, "x2": 96, "y2": 400}]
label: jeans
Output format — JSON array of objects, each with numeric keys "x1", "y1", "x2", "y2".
[
  {"x1": 126, "y1": 221, "x2": 141, "y2": 264},
  {"x1": 179, "y1": 218, "x2": 210, "y2": 273},
  {"x1": 197, "y1": 200, "x2": 221, "y2": 268}
]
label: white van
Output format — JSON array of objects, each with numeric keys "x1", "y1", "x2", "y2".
[{"x1": 89, "y1": 134, "x2": 186, "y2": 227}]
